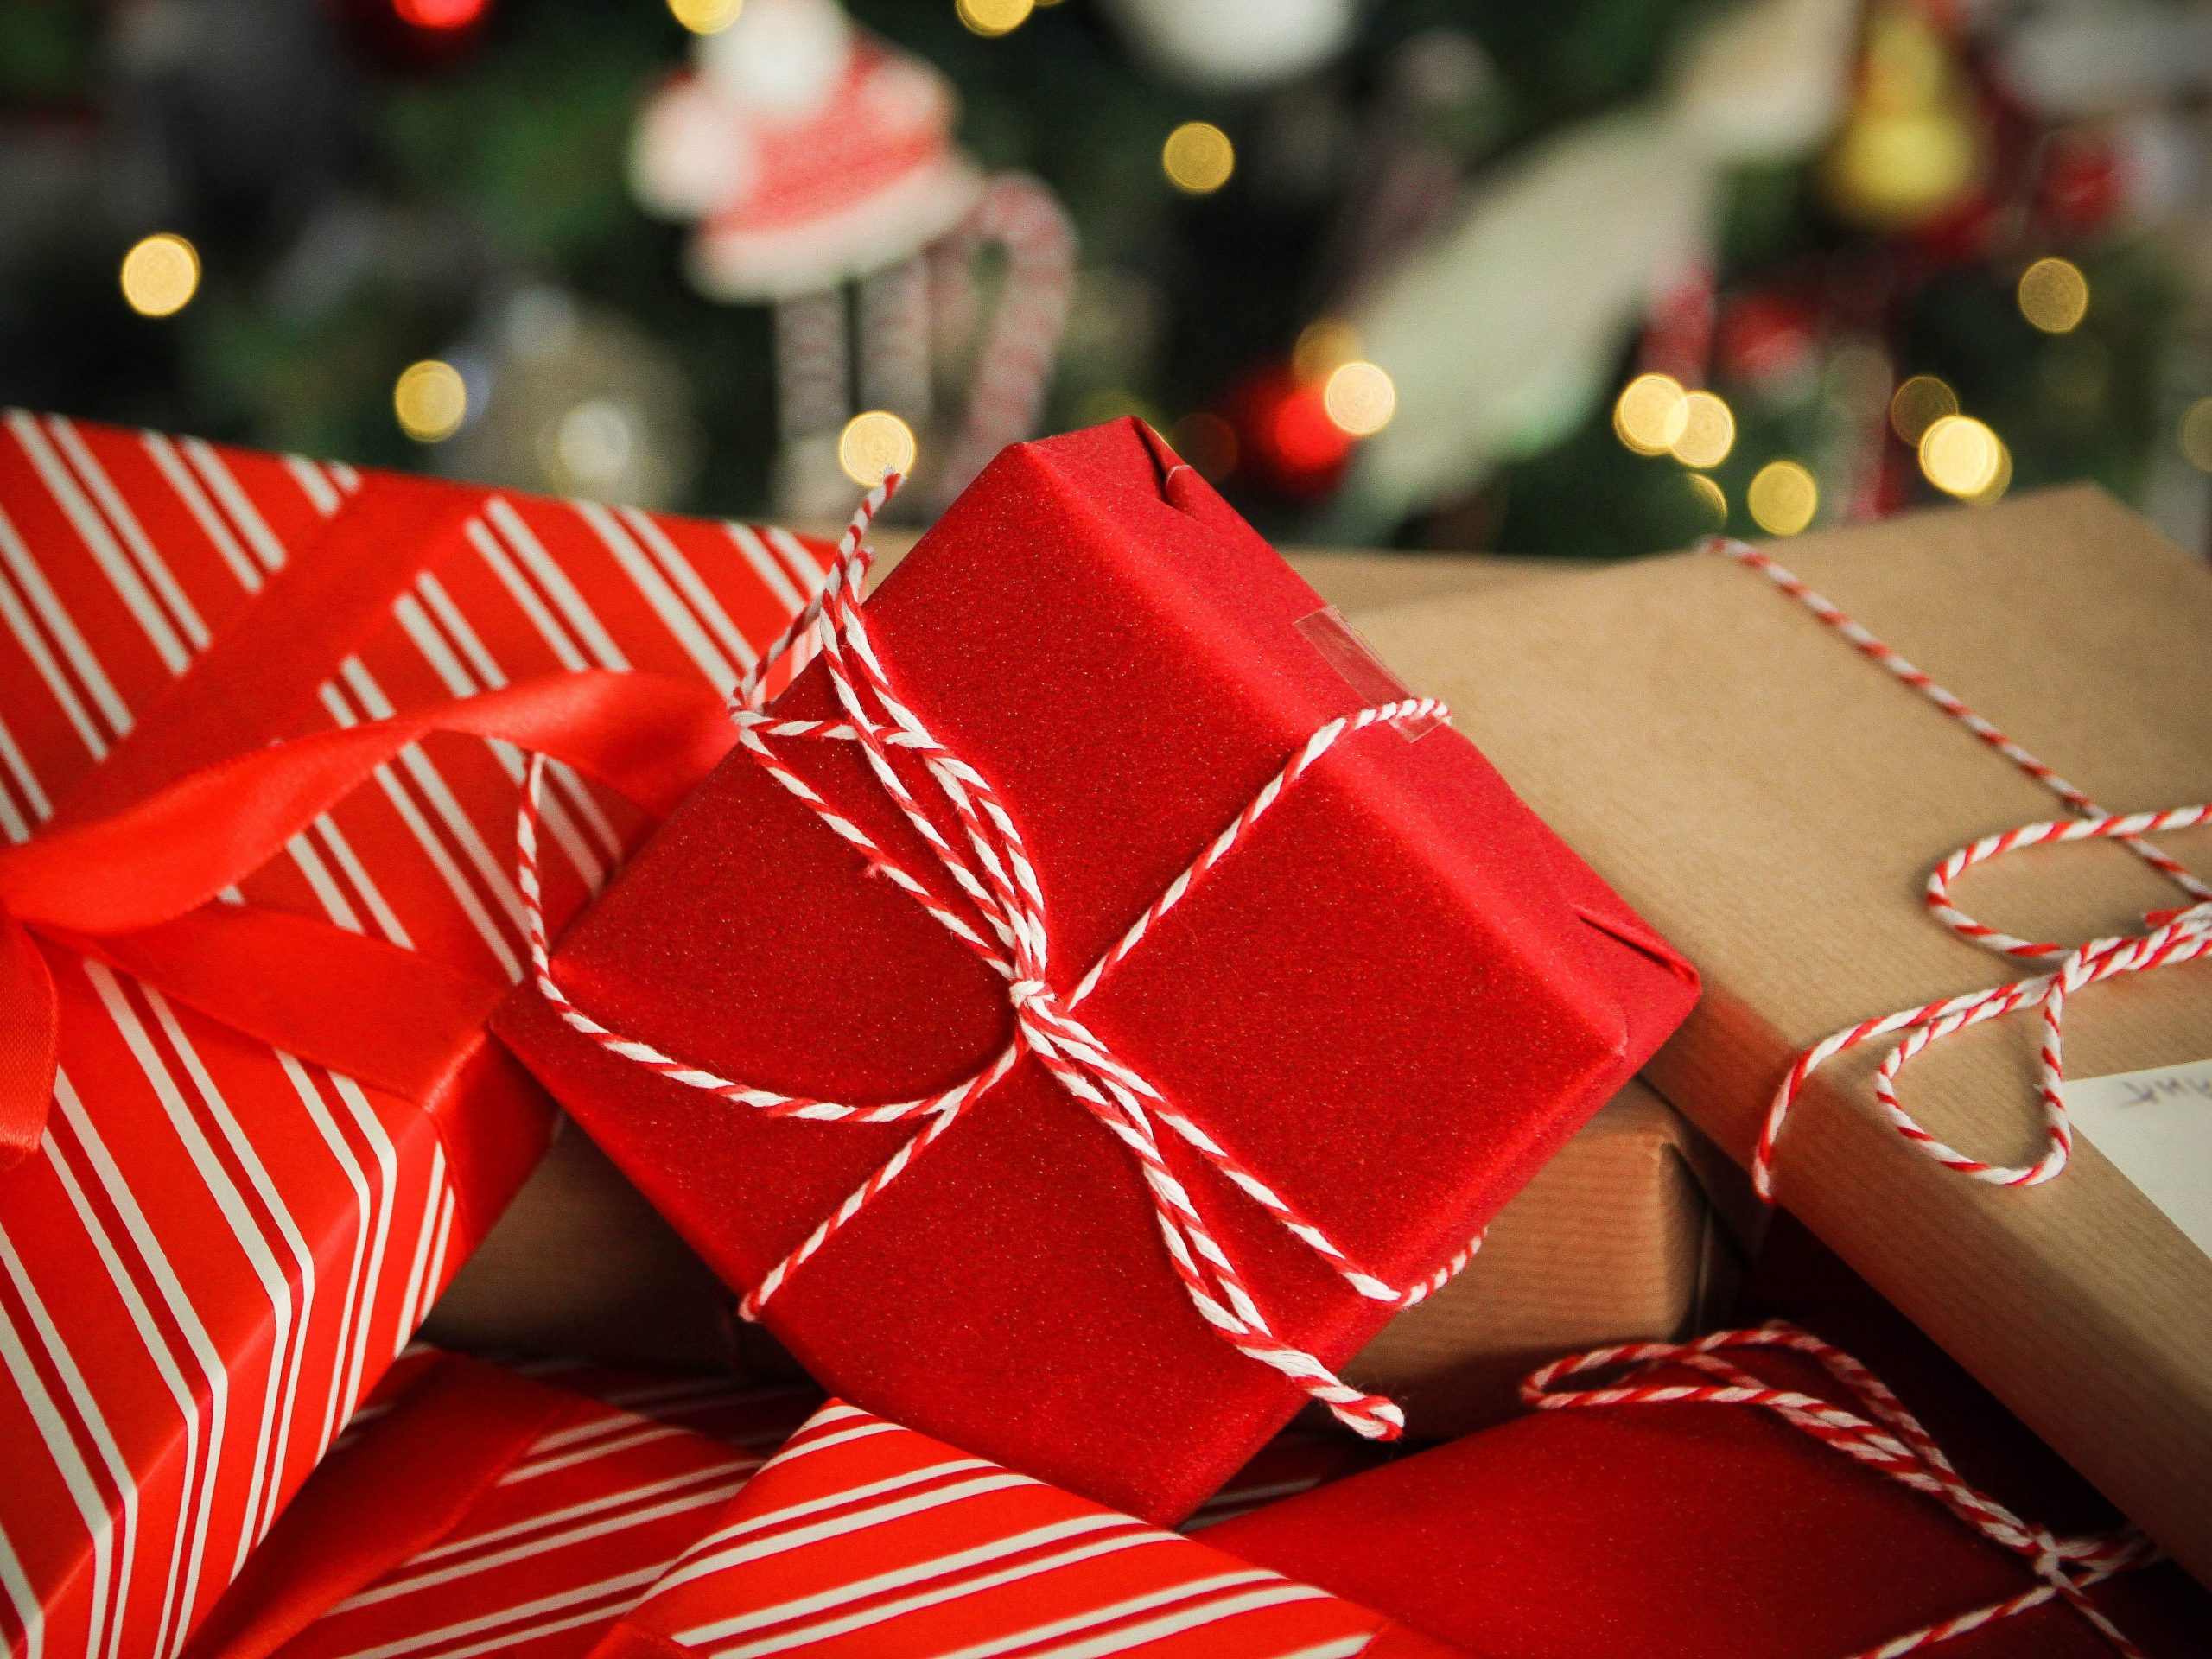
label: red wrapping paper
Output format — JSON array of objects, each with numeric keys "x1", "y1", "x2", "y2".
[
  {"x1": 586, "y1": 1399, "x2": 1463, "y2": 1659},
  {"x1": 496, "y1": 418, "x2": 1699, "y2": 1522},
  {"x1": 0, "y1": 410, "x2": 829, "y2": 1658},
  {"x1": 184, "y1": 1353, "x2": 800, "y2": 1659},
  {"x1": 1205, "y1": 1331, "x2": 2212, "y2": 1659}
]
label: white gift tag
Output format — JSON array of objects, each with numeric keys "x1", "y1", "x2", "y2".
[{"x1": 2063, "y1": 1058, "x2": 2212, "y2": 1260}]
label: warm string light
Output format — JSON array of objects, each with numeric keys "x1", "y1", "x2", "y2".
[
  {"x1": 1669, "y1": 391, "x2": 1733, "y2": 468},
  {"x1": 957, "y1": 0, "x2": 1033, "y2": 37},
  {"x1": 1684, "y1": 473, "x2": 1727, "y2": 527},
  {"x1": 2017, "y1": 257, "x2": 2089, "y2": 334},
  {"x1": 838, "y1": 410, "x2": 918, "y2": 486},
  {"x1": 120, "y1": 233, "x2": 200, "y2": 317},
  {"x1": 669, "y1": 0, "x2": 742, "y2": 34},
  {"x1": 1162, "y1": 123, "x2": 1235, "y2": 194},
  {"x1": 394, "y1": 359, "x2": 468, "y2": 442}
]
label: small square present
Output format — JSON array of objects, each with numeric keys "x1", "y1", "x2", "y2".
[{"x1": 496, "y1": 417, "x2": 1698, "y2": 1522}]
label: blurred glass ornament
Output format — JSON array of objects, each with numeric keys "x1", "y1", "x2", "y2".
[
  {"x1": 1227, "y1": 367, "x2": 1351, "y2": 499},
  {"x1": 1820, "y1": 3, "x2": 1984, "y2": 231},
  {"x1": 445, "y1": 290, "x2": 701, "y2": 508},
  {"x1": 1098, "y1": 0, "x2": 1358, "y2": 91},
  {"x1": 1714, "y1": 291, "x2": 1819, "y2": 390}
]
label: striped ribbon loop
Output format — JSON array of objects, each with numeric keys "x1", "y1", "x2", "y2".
[
  {"x1": 1707, "y1": 538, "x2": 2212, "y2": 1199},
  {"x1": 1523, "y1": 1322, "x2": 2159, "y2": 1659},
  {"x1": 520, "y1": 476, "x2": 1488, "y2": 1440}
]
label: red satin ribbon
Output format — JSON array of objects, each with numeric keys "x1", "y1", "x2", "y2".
[{"x1": 0, "y1": 670, "x2": 735, "y2": 1170}]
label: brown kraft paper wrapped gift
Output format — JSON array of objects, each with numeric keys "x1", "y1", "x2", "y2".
[{"x1": 1349, "y1": 484, "x2": 2212, "y2": 1582}]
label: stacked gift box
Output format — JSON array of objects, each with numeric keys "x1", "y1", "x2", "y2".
[{"x1": 1, "y1": 410, "x2": 2206, "y2": 1659}]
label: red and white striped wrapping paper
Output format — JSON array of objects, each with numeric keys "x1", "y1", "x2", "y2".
[
  {"x1": 587, "y1": 1402, "x2": 1464, "y2": 1659},
  {"x1": 0, "y1": 410, "x2": 830, "y2": 1659},
  {"x1": 190, "y1": 1357, "x2": 829, "y2": 1659}
]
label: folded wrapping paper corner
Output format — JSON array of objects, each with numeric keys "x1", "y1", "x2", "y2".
[
  {"x1": 494, "y1": 417, "x2": 1698, "y2": 1523},
  {"x1": 0, "y1": 412, "x2": 834, "y2": 1659},
  {"x1": 1210, "y1": 1320, "x2": 2210, "y2": 1659},
  {"x1": 587, "y1": 1399, "x2": 1465, "y2": 1659}
]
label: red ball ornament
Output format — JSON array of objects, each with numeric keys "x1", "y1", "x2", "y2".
[
  {"x1": 1226, "y1": 368, "x2": 1351, "y2": 500},
  {"x1": 1714, "y1": 292, "x2": 1819, "y2": 388},
  {"x1": 2037, "y1": 132, "x2": 2123, "y2": 239}
]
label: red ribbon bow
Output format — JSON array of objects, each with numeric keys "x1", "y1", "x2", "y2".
[{"x1": 0, "y1": 671, "x2": 737, "y2": 1172}]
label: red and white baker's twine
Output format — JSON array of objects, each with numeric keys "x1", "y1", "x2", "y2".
[
  {"x1": 1707, "y1": 538, "x2": 2212, "y2": 1199},
  {"x1": 518, "y1": 476, "x2": 1484, "y2": 1440},
  {"x1": 1523, "y1": 1323, "x2": 2159, "y2": 1659}
]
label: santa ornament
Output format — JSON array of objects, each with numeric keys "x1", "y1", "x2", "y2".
[{"x1": 632, "y1": 0, "x2": 1074, "y2": 517}]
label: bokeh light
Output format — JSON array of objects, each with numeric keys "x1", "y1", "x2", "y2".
[
  {"x1": 1747, "y1": 460, "x2": 1819, "y2": 535},
  {"x1": 1322, "y1": 361, "x2": 1395, "y2": 436},
  {"x1": 670, "y1": 0, "x2": 743, "y2": 33},
  {"x1": 1171, "y1": 411, "x2": 1238, "y2": 480},
  {"x1": 1919, "y1": 414, "x2": 2003, "y2": 499},
  {"x1": 1293, "y1": 319, "x2": 1361, "y2": 384},
  {"x1": 394, "y1": 359, "x2": 468, "y2": 442},
  {"x1": 1613, "y1": 373, "x2": 1687, "y2": 456},
  {"x1": 120, "y1": 233, "x2": 200, "y2": 318},
  {"x1": 1684, "y1": 473, "x2": 1727, "y2": 528},
  {"x1": 395, "y1": 0, "x2": 489, "y2": 29},
  {"x1": 1888, "y1": 373, "x2": 1956, "y2": 445},
  {"x1": 837, "y1": 410, "x2": 918, "y2": 485},
  {"x1": 2178, "y1": 397, "x2": 2212, "y2": 472},
  {"x1": 1162, "y1": 123, "x2": 1235, "y2": 195},
  {"x1": 2017, "y1": 257, "x2": 2089, "y2": 334},
  {"x1": 1669, "y1": 391, "x2": 1735, "y2": 469},
  {"x1": 957, "y1": 0, "x2": 1033, "y2": 38}
]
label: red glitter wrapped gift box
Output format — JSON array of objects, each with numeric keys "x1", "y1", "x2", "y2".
[
  {"x1": 496, "y1": 417, "x2": 1699, "y2": 1522},
  {"x1": 1207, "y1": 1322, "x2": 2212, "y2": 1659},
  {"x1": 0, "y1": 410, "x2": 827, "y2": 1657}
]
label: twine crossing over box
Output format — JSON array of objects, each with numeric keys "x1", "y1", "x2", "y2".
[
  {"x1": 497, "y1": 417, "x2": 1700, "y2": 1522},
  {"x1": 1348, "y1": 486, "x2": 2212, "y2": 1584},
  {"x1": 0, "y1": 410, "x2": 829, "y2": 1657}
]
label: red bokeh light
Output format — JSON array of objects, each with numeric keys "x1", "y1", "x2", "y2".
[{"x1": 395, "y1": 0, "x2": 488, "y2": 29}]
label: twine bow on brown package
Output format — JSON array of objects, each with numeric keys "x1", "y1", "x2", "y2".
[{"x1": 1351, "y1": 484, "x2": 2212, "y2": 1583}]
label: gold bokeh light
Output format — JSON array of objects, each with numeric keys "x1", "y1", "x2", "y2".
[
  {"x1": 2018, "y1": 257, "x2": 2089, "y2": 334},
  {"x1": 1684, "y1": 473, "x2": 1727, "y2": 527},
  {"x1": 1748, "y1": 460, "x2": 1819, "y2": 535},
  {"x1": 394, "y1": 359, "x2": 468, "y2": 443},
  {"x1": 1294, "y1": 319, "x2": 1361, "y2": 384},
  {"x1": 1669, "y1": 391, "x2": 1735, "y2": 470},
  {"x1": 1919, "y1": 414, "x2": 2003, "y2": 499},
  {"x1": 120, "y1": 233, "x2": 200, "y2": 318},
  {"x1": 1162, "y1": 123, "x2": 1235, "y2": 194},
  {"x1": 957, "y1": 0, "x2": 1033, "y2": 37},
  {"x1": 1322, "y1": 361, "x2": 1395, "y2": 436},
  {"x1": 669, "y1": 0, "x2": 742, "y2": 32},
  {"x1": 1613, "y1": 373, "x2": 1687, "y2": 456},
  {"x1": 2178, "y1": 397, "x2": 2212, "y2": 473},
  {"x1": 1889, "y1": 373, "x2": 1957, "y2": 444},
  {"x1": 837, "y1": 410, "x2": 918, "y2": 486}
]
